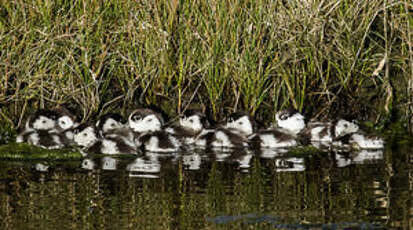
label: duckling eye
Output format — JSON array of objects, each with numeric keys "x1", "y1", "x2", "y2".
[
  {"x1": 344, "y1": 123, "x2": 348, "y2": 128},
  {"x1": 280, "y1": 114, "x2": 288, "y2": 120},
  {"x1": 110, "y1": 123, "x2": 115, "y2": 127},
  {"x1": 61, "y1": 121, "x2": 66, "y2": 125},
  {"x1": 83, "y1": 133, "x2": 87, "y2": 137},
  {"x1": 147, "y1": 118, "x2": 152, "y2": 122},
  {"x1": 42, "y1": 120, "x2": 46, "y2": 124},
  {"x1": 189, "y1": 119, "x2": 193, "y2": 123},
  {"x1": 239, "y1": 121, "x2": 243, "y2": 125}
]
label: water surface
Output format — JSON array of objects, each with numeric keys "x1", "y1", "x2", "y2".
[{"x1": 0, "y1": 140, "x2": 411, "y2": 229}]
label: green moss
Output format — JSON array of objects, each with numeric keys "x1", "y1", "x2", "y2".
[
  {"x1": 286, "y1": 146, "x2": 325, "y2": 157},
  {"x1": 0, "y1": 143, "x2": 83, "y2": 161}
]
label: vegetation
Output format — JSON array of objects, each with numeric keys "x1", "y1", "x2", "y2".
[
  {"x1": 0, "y1": 0, "x2": 412, "y2": 131},
  {"x1": 0, "y1": 143, "x2": 82, "y2": 160}
]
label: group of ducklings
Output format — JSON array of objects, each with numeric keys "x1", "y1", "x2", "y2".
[{"x1": 16, "y1": 107, "x2": 384, "y2": 155}]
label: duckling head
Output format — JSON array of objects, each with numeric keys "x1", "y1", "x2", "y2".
[
  {"x1": 224, "y1": 112, "x2": 255, "y2": 136},
  {"x1": 57, "y1": 115, "x2": 76, "y2": 131},
  {"x1": 275, "y1": 108, "x2": 306, "y2": 135},
  {"x1": 334, "y1": 119, "x2": 359, "y2": 137},
  {"x1": 73, "y1": 124, "x2": 99, "y2": 147},
  {"x1": 179, "y1": 110, "x2": 206, "y2": 133},
  {"x1": 30, "y1": 110, "x2": 59, "y2": 130},
  {"x1": 128, "y1": 109, "x2": 163, "y2": 133},
  {"x1": 96, "y1": 113, "x2": 125, "y2": 134},
  {"x1": 54, "y1": 108, "x2": 78, "y2": 131}
]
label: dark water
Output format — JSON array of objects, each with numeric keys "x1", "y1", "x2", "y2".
[{"x1": 0, "y1": 140, "x2": 411, "y2": 230}]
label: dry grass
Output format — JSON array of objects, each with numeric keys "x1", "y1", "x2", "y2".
[{"x1": 0, "y1": 0, "x2": 411, "y2": 130}]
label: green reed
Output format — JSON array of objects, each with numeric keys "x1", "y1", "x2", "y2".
[{"x1": 0, "y1": 0, "x2": 411, "y2": 131}]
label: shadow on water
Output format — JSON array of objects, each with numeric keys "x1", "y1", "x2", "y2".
[{"x1": 0, "y1": 139, "x2": 411, "y2": 230}]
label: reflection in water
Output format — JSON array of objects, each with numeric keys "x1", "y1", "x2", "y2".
[
  {"x1": 206, "y1": 213, "x2": 383, "y2": 229},
  {"x1": 81, "y1": 158, "x2": 95, "y2": 170},
  {"x1": 101, "y1": 156, "x2": 118, "y2": 170},
  {"x1": 274, "y1": 157, "x2": 305, "y2": 172},
  {"x1": 35, "y1": 163, "x2": 49, "y2": 172},
  {"x1": 126, "y1": 157, "x2": 161, "y2": 178},
  {"x1": 259, "y1": 148, "x2": 288, "y2": 159},
  {"x1": 335, "y1": 153, "x2": 352, "y2": 168},
  {"x1": 236, "y1": 153, "x2": 252, "y2": 170},
  {"x1": 0, "y1": 140, "x2": 411, "y2": 230},
  {"x1": 182, "y1": 153, "x2": 202, "y2": 171},
  {"x1": 353, "y1": 149, "x2": 384, "y2": 164}
]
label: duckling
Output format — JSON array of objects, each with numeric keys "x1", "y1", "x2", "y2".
[
  {"x1": 274, "y1": 108, "x2": 306, "y2": 137},
  {"x1": 25, "y1": 130, "x2": 65, "y2": 149},
  {"x1": 224, "y1": 112, "x2": 257, "y2": 137},
  {"x1": 128, "y1": 108, "x2": 164, "y2": 133},
  {"x1": 49, "y1": 108, "x2": 79, "y2": 146},
  {"x1": 195, "y1": 127, "x2": 249, "y2": 150},
  {"x1": 73, "y1": 123, "x2": 137, "y2": 155},
  {"x1": 96, "y1": 113, "x2": 135, "y2": 147},
  {"x1": 306, "y1": 119, "x2": 359, "y2": 143},
  {"x1": 274, "y1": 109, "x2": 360, "y2": 148},
  {"x1": 189, "y1": 112, "x2": 252, "y2": 150},
  {"x1": 16, "y1": 109, "x2": 65, "y2": 149},
  {"x1": 166, "y1": 110, "x2": 211, "y2": 145},
  {"x1": 96, "y1": 113, "x2": 125, "y2": 133},
  {"x1": 225, "y1": 112, "x2": 297, "y2": 149},
  {"x1": 128, "y1": 108, "x2": 180, "y2": 152},
  {"x1": 16, "y1": 109, "x2": 58, "y2": 142}
]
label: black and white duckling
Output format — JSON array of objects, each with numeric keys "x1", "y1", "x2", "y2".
[
  {"x1": 190, "y1": 112, "x2": 251, "y2": 150},
  {"x1": 274, "y1": 108, "x2": 360, "y2": 147},
  {"x1": 225, "y1": 112, "x2": 298, "y2": 149},
  {"x1": 274, "y1": 108, "x2": 307, "y2": 137},
  {"x1": 96, "y1": 113, "x2": 135, "y2": 146},
  {"x1": 305, "y1": 119, "x2": 359, "y2": 143},
  {"x1": 96, "y1": 113, "x2": 126, "y2": 135},
  {"x1": 128, "y1": 108, "x2": 180, "y2": 152},
  {"x1": 73, "y1": 123, "x2": 137, "y2": 155},
  {"x1": 194, "y1": 127, "x2": 249, "y2": 150},
  {"x1": 16, "y1": 109, "x2": 65, "y2": 149},
  {"x1": 50, "y1": 108, "x2": 79, "y2": 146},
  {"x1": 16, "y1": 109, "x2": 58, "y2": 142},
  {"x1": 224, "y1": 112, "x2": 257, "y2": 137},
  {"x1": 165, "y1": 110, "x2": 210, "y2": 145}
]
